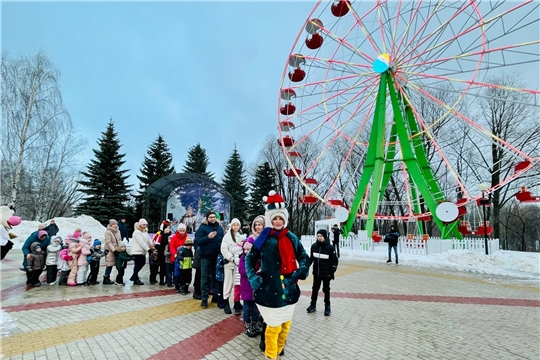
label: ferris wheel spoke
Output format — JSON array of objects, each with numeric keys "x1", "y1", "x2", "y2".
[
  {"x1": 395, "y1": 81, "x2": 472, "y2": 199},
  {"x1": 400, "y1": 1, "x2": 536, "y2": 67},
  {"x1": 396, "y1": 73, "x2": 536, "y2": 162},
  {"x1": 393, "y1": 1, "x2": 458, "y2": 63},
  {"x1": 290, "y1": 78, "x2": 379, "y2": 147},
  {"x1": 284, "y1": 74, "x2": 379, "y2": 122},
  {"x1": 347, "y1": 2, "x2": 384, "y2": 55},
  {"x1": 400, "y1": 40, "x2": 540, "y2": 73},
  {"x1": 399, "y1": 70, "x2": 540, "y2": 97}
]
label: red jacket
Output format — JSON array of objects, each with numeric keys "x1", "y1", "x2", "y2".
[{"x1": 168, "y1": 231, "x2": 187, "y2": 262}]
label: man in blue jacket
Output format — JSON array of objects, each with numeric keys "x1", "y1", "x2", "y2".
[{"x1": 194, "y1": 210, "x2": 224, "y2": 309}]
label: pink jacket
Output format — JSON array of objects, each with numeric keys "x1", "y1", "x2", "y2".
[
  {"x1": 68, "y1": 240, "x2": 82, "y2": 263},
  {"x1": 77, "y1": 238, "x2": 91, "y2": 266}
]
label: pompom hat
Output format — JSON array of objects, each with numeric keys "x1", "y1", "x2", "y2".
[{"x1": 263, "y1": 190, "x2": 289, "y2": 228}]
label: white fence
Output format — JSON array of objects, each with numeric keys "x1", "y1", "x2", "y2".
[
  {"x1": 300, "y1": 234, "x2": 374, "y2": 251},
  {"x1": 301, "y1": 234, "x2": 500, "y2": 256},
  {"x1": 399, "y1": 237, "x2": 500, "y2": 256}
]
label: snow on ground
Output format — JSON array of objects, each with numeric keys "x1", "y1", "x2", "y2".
[
  {"x1": 341, "y1": 244, "x2": 540, "y2": 280},
  {"x1": 6, "y1": 216, "x2": 539, "y2": 280},
  {"x1": 9, "y1": 215, "x2": 107, "y2": 249}
]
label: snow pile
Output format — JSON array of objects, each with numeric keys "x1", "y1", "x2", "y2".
[
  {"x1": 10, "y1": 215, "x2": 107, "y2": 249},
  {"x1": 340, "y1": 245, "x2": 540, "y2": 280}
]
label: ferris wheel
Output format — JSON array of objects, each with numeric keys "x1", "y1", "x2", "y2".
[{"x1": 277, "y1": 0, "x2": 540, "y2": 239}]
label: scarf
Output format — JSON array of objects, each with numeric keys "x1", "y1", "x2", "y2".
[
  {"x1": 176, "y1": 231, "x2": 188, "y2": 247},
  {"x1": 255, "y1": 228, "x2": 298, "y2": 276}
]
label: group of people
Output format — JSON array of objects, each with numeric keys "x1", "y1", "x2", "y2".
[{"x1": 3, "y1": 190, "x2": 344, "y2": 360}]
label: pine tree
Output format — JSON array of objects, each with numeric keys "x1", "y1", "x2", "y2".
[
  {"x1": 135, "y1": 134, "x2": 175, "y2": 227},
  {"x1": 222, "y1": 146, "x2": 249, "y2": 222},
  {"x1": 247, "y1": 162, "x2": 276, "y2": 221},
  {"x1": 183, "y1": 143, "x2": 214, "y2": 179},
  {"x1": 200, "y1": 190, "x2": 213, "y2": 214},
  {"x1": 75, "y1": 120, "x2": 131, "y2": 224}
]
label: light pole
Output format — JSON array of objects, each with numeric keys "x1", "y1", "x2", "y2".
[{"x1": 478, "y1": 183, "x2": 490, "y2": 255}]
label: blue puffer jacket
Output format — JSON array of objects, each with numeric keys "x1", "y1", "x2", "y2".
[{"x1": 194, "y1": 220, "x2": 224, "y2": 259}]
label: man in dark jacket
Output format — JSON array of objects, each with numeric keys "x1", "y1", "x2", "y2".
[
  {"x1": 194, "y1": 210, "x2": 224, "y2": 309},
  {"x1": 307, "y1": 229, "x2": 338, "y2": 316},
  {"x1": 44, "y1": 219, "x2": 59, "y2": 237},
  {"x1": 331, "y1": 224, "x2": 342, "y2": 258},
  {"x1": 118, "y1": 218, "x2": 129, "y2": 242},
  {"x1": 385, "y1": 225, "x2": 400, "y2": 264}
]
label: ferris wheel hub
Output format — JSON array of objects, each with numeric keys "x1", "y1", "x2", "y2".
[{"x1": 373, "y1": 53, "x2": 391, "y2": 73}]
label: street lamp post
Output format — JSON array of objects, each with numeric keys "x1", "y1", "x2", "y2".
[{"x1": 478, "y1": 183, "x2": 490, "y2": 255}]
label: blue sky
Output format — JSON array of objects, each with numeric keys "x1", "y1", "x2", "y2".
[{"x1": 2, "y1": 1, "x2": 315, "y2": 189}]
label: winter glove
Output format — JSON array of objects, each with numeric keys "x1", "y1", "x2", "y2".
[
  {"x1": 248, "y1": 275, "x2": 263, "y2": 291},
  {"x1": 220, "y1": 258, "x2": 229, "y2": 266},
  {"x1": 291, "y1": 269, "x2": 307, "y2": 281},
  {"x1": 27, "y1": 267, "x2": 33, "y2": 272},
  {"x1": 104, "y1": 250, "x2": 109, "y2": 255}
]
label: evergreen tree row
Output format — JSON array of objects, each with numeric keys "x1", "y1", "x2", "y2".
[{"x1": 75, "y1": 120, "x2": 277, "y2": 227}]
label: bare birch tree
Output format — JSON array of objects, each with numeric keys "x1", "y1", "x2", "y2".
[{"x1": 1, "y1": 51, "x2": 85, "y2": 220}]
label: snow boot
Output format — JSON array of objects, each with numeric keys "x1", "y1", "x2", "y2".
[
  {"x1": 234, "y1": 301, "x2": 242, "y2": 316},
  {"x1": 224, "y1": 298, "x2": 232, "y2": 314},
  {"x1": 324, "y1": 305, "x2": 331, "y2": 316},
  {"x1": 306, "y1": 302, "x2": 317, "y2": 313},
  {"x1": 386, "y1": 259, "x2": 392, "y2": 263},
  {"x1": 103, "y1": 276, "x2": 114, "y2": 285}
]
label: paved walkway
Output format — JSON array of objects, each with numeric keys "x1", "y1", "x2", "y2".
[{"x1": 1, "y1": 249, "x2": 539, "y2": 359}]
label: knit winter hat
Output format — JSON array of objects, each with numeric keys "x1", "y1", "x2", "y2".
[
  {"x1": 230, "y1": 218, "x2": 241, "y2": 227},
  {"x1": 109, "y1": 219, "x2": 118, "y2": 226},
  {"x1": 250, "y1": 215, "x2": 266, "y2": 239},
  {"x1": 118, "y1": 241, "x2": 127, "y2": 249},
  {"x1": 72, "y1": 231, "x2": 82, "y2": 239},
  {"x1": 205, "y1": 210, "x2": 215, "y2": 220},
  {"x1": 185, "y1": 237, "x2": 193, "y2": 246},
  {"x1": 138, "y1": 218, "x2": 148, "y2": 226},
  {"x1": 38, "y1": 230, "x2": 48, "y2": 238},
  {"x1": 263, "y1": 190, "x2": 289, "y2": 228},
  {"x1": 317, "y1": 229, "x2": 328, "y2": 239},
  {"x1": 53, "y1": 236, "x2": 62, "y2": 243},
  {"x1": 93, "y1": 240, "x2": 102, "y2": 246},
  {"x1": 178, "y1": 223, "x2": 187, "y2": 230}
]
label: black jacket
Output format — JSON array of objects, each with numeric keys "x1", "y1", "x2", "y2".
[
  {"x1": 331, "y1": 227, "x2": 341, "y2": 243},
  {"x1": 194, "y1": 220, "x2": 223, "y2": 259},
  {"x1": 44, "y1": 223, "x2": 59, "y2": 236},
  {"x1": 118, "y1": 221, "x2": 129, "y2": 240},
  {"x1": 384, "y1": 231, "x2": 400, "y2": 246},
  {"x1": 309, "y1": 238, "x2": 338, "y2": 278}
]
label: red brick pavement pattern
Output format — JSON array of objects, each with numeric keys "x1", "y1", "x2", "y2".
[
  {"x1": 150, "y1": 316, "x2": 245, "y2": 360},
  {"x1": 3, "y1": 289, "x2": 176, "y2": 312},
  {"x1": 305, "y1": 291, "x2": 540, "y2": 307}
]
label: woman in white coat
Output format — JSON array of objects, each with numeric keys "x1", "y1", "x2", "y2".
[
  {"x1": 130, "y1": 218, "x2": 154, "y2": 285},
  {"x1": 220, "y1": 218, "x2": 243, "y2": 314}
]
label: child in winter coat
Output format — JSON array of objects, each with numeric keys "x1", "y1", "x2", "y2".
[
  {"x1": 57, "y1": 244, "x2": 72, "y2": 285},
  {"x1": 87, "y1": 240, "x2": 105, "y2": 285},
  {"x1": 239, "y1": 238, "x2": 261, "y2": 337},
  {"x1": 67, "y1": 237, "x2": 81, "y2": 286},
  {"x1": 148, "y1": 247, "x2": 159, "y2": 285},
  {"x1": 174, "y1": 238, "x2": 194, "y2": 295},
  {"x1": 307, "y1": 229, "x2": 339, "y2": 316},
  {"x1": 27, "y1": 242, "x2": 46, "y2": 287},
  {"x1": 76, "y1": 233, "x2": 92, "y2": 285},
  {"x1": 115, "y1": 241, "x2": 132, "y2": 285},
  {"x1": 164, "y1": 244, "x2": 173, "y2": 287},
  {"x1": 46, "y1": 237, "x2": 62, "y2": 285},
  {"x1": 215, "y1": 253, "x2": 226, "y2": 308}
]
